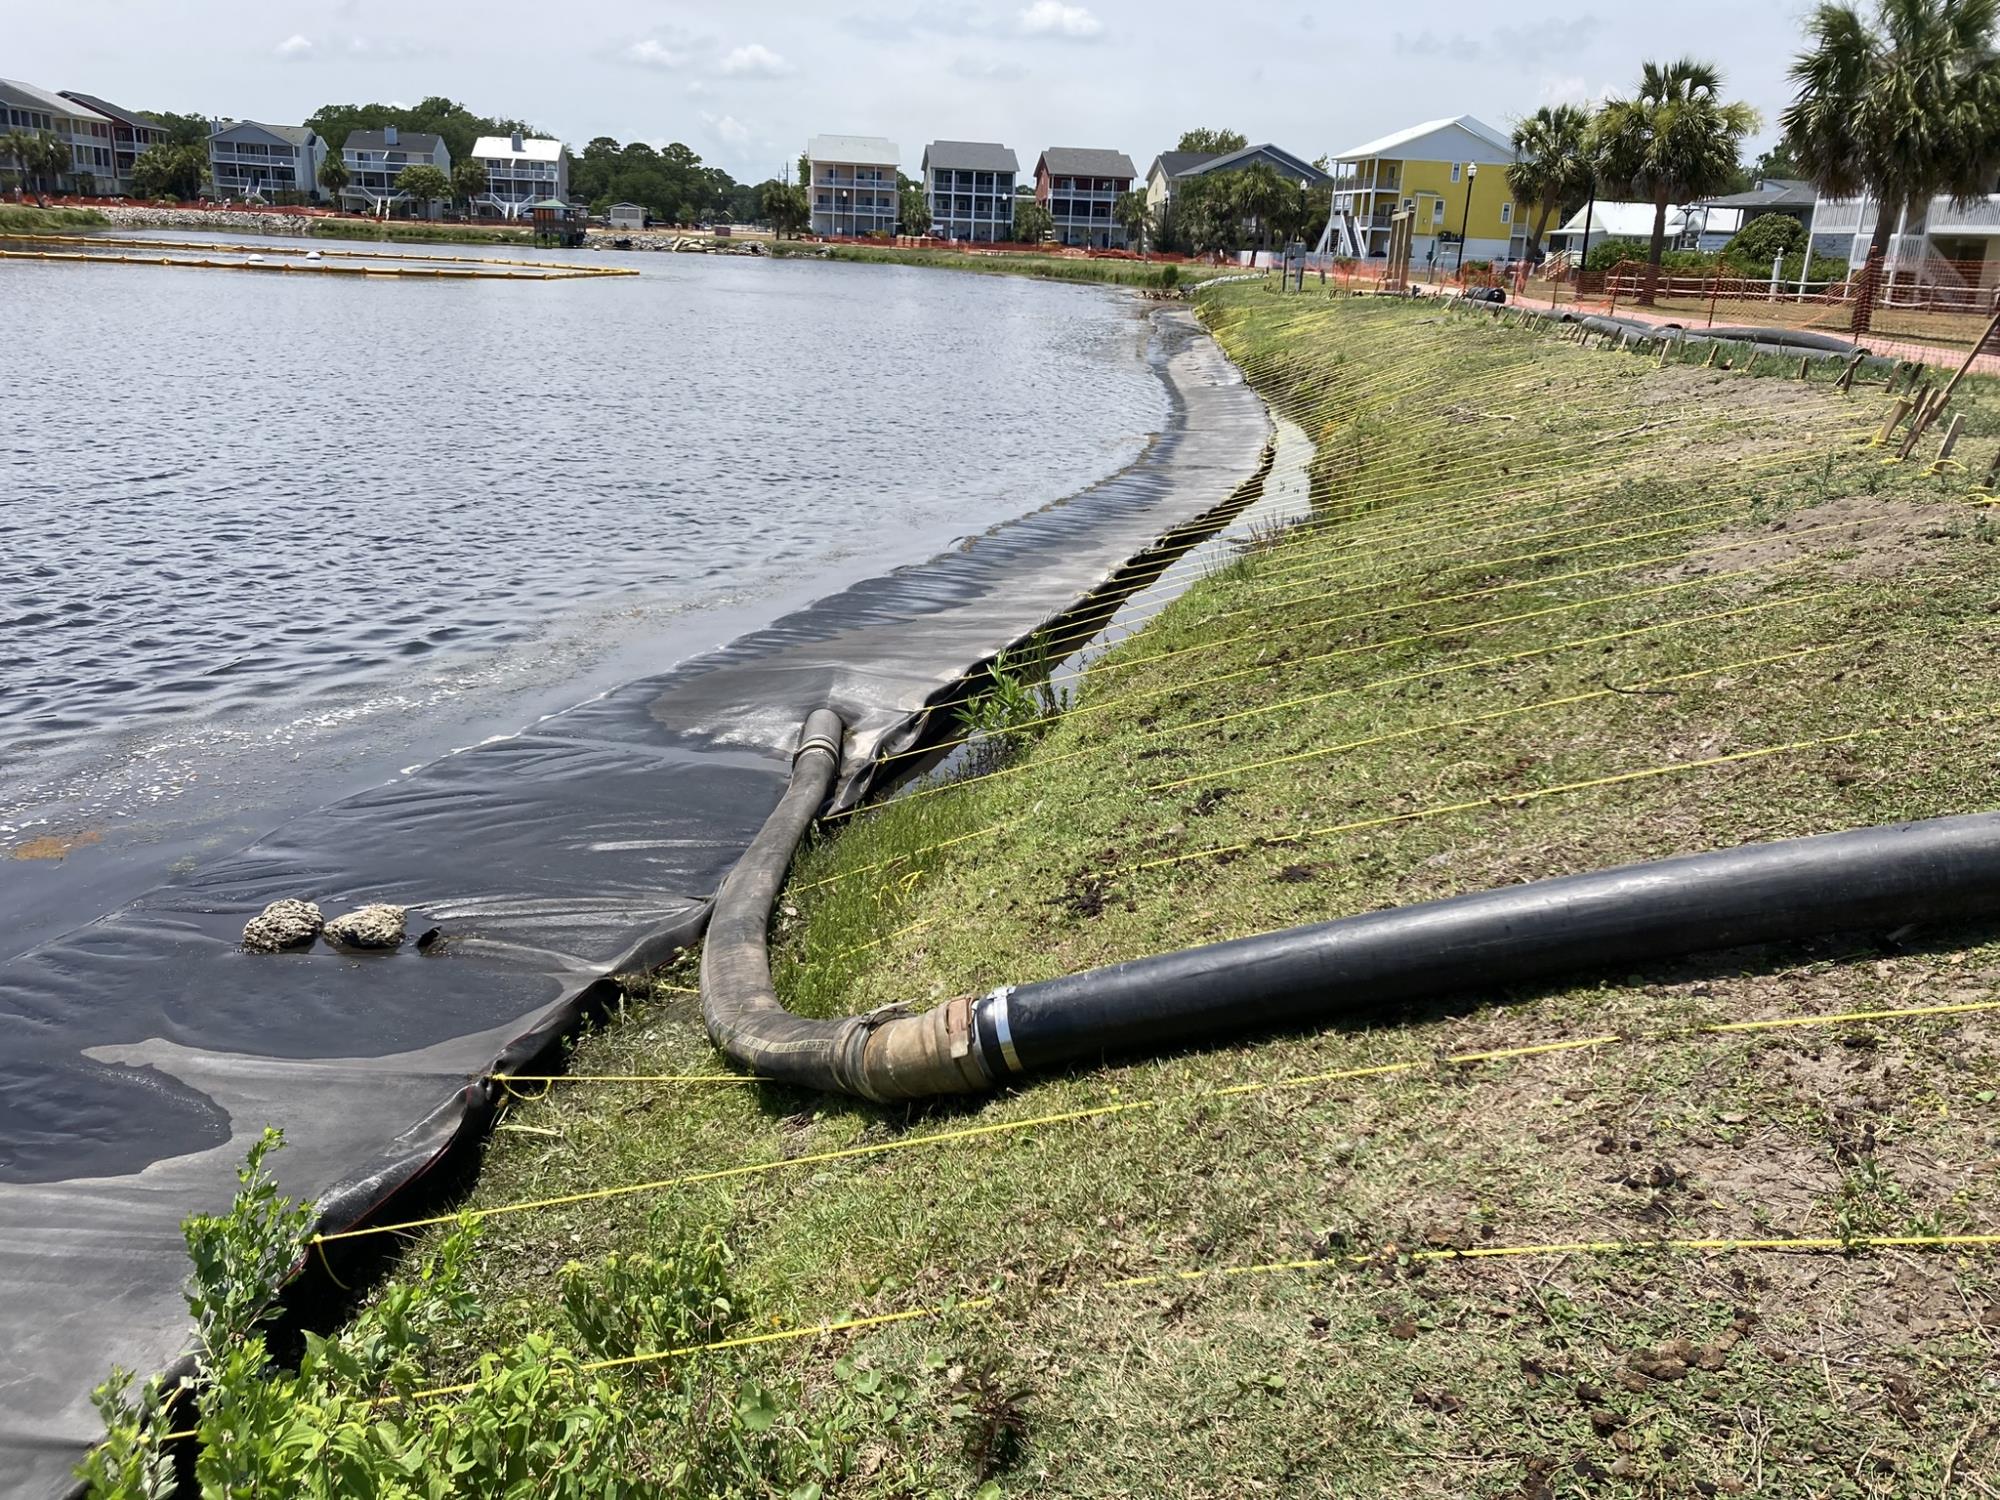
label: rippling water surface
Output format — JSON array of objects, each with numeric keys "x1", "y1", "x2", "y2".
[{"x1": 1, "y1": 239, "x2": 1166, "y2": 947}]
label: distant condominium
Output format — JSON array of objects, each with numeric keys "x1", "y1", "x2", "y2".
[
  {"x1": 56, "y1": 91, "x2": 163, "y2": 195},
  {"x1": 1034, "y1": 148, "x2": 1136, "y2": 249},
  {"x1": 806, "y1": 135, "x2": 899, "y2": 237},
  {"x1": 341, "y1": 125, "x2": 452, "y2": 216},
  {"x1": 922, "y1": 141, "x2": 1018, "y2": 243},
  {"x1": 207, "y1": 119, "x2": 327, "y2": 202},
  {"x1": 0, "y1": 78, "x2": 118, "y2": 193},
  {"x1": 470, "y1": 132, "x2": 569, "y2": 219}
]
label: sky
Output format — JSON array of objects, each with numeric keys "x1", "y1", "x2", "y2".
[{"x1": 14, "y1": 0, "x2": 1819, "y2": 184}]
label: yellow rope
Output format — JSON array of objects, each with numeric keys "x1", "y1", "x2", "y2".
[
  {"x1": 377, "y1": 1228, "x2": 2000, "y2": 1407},
  {"x1": 320, "y1": 995, "x2": 2000, "y2": 1245}
]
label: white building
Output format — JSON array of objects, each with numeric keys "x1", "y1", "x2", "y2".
[
  {"x1": 922, "y1": 140, "x2": 1018, "y2": 243},
  {"x1": 207, "y1": 120, "x2": 326, "y2": 202},
  {"x1": 1545, "y1": 200, "x2": 1694, "y2": 259},
  {"x1": 470, "y1": 132, "x2": 569, "y2": 220},
  {"x1": 340, "y1": 126, "x2": 451, "y2": 217},
  {"x1": 807, "y1": 134, "x2": 899, "y2": 237},
  {"x1": 0, "y1": 78, "x2": 116, "y2": 193},
  {"x1": 1810, "y1": 179, "x2": 2000, "y2": 291}
]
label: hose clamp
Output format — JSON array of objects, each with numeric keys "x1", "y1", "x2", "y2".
[{"x1": 985, "y1": 985, "x2": 1022, "y2": 1073}]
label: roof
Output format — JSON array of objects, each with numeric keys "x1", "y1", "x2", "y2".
[
  {"x1": 56, "y1": 91, "x2": 157, "y2": 130},
  {"x1": 1148, "y1": 150, "x2": 1222, "y2": 182},
  {"x1": 808, "y1": 134, "x2": 899, "y2": 167},
  {"x1": 344, "y1": 128, "x2": 446, "y2": 156},
  {"x1": 1549, "y1": 200, "x2": 1689, "y2": 239},
  {"x1": 211, "y1": 119, "x2": 317, "y2": 147},
  {"x1": 1180, "y1": 142, "x2": 1333, "y2": 188},
  {"x1": 1694, "y1": 180, "x2": 1817, "y2": 211},
  {"x1": 1038, "y1": 147, "x2": 1137, "y2": 180},
  {"x1": 0, "y1": 77, "x2": 109, "y2": 122},
  {"x1": 1333, "y1": 115, "x2": 1514, "y2": 165},
  {"x1": 922, "y1": 140, "x2": 1019, "y2": 173},
  {"x1": 608, "y1": 200, "x2": 645, "y2": 209},
  {"x1": 473, "y1": 134, "x2": 563, "y2": 162}
]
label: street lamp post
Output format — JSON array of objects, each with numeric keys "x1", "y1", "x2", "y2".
[{"x1": 1456, "y1": 162, "x2": 1479, "y2": 276}]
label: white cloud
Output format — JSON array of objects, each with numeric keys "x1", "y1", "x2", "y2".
[
  {"x1": 719, "y1": 42, "x2": 795, "y2": 76},
  {"x1": 274, "y1": 34, "x2": 314, "y2": 59},
  {"x1": 705, "y1": 112, "x2": 753, "y2": 146},
  {"x1": 624, "y1": 38, "x2": 685, "y2": 68},
  {"x1": 1017, "y1": 1, "x2": 1101, "y2": 38}
]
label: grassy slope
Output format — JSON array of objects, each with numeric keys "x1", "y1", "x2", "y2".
[
  {"x1": 770, "y1": 239, "x2": 1191, "y2": 288},
  {"x1": 411, "y1": 290, "x2": 2000, "y2": 1496},
  {"x1": 0, "y1": 204, "x2": 108, "y2": 231}
]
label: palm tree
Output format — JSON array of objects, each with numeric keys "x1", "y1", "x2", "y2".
[
  {"x1": 1594, "y1": 58, "x2": 1759, "y2": 301},
  {"x1": 0, "y1": 130, "x2": 35, "y2": 193},
  {"x1": 318, "y1": 155, "x2": 350, "y2": 204},
  {"x1": 32, "y1": 132, "x2": 72, "y2": 197},
  {"x1": 1113, "y1": 189, "x2": 1152, "y2": 252},
  {"x1": 1781, "y1": 0, "x2": 2000, "y2": 265},
  {"x1": 1507, "y1": 103, "x2": 1596, "y2": 258},
  {"x1": 451, "y1": 158, "x2": 488, "y2": 218},
  {"x1": 1229, "y1": 162, "x2": 1287, "y2": 253}
]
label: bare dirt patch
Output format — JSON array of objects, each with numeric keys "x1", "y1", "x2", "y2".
[{"x1": 1652, "y1": 495, "x2": 1965, "y2": 584}]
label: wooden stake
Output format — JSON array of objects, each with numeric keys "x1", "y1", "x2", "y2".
[
  {"x1": 1703, "y1": 344, "x2": 1718, "y2": 368},
  {"x1": 1936, "y1": 412, "x2": 1966, "y2": 463},
  {"x1": 1835, "y1": 351, "x2": 1864, "y2": 393},
  {"x1": 1797, "y1": 356, "x2": 1811, "y2": 380},
  {"x1": 1874, "y1": 397, "x2": 1913, "y2": 445},
  {"x1": 1657, "y1": 340, "x2": 1670, "y2": 368}
]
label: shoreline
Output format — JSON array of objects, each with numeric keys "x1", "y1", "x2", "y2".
[
  {"x1": 250, "y1": 287, "x2": 2000, "y2": 1496},
  {"x1": 0, "y1": 302, "x2": 1271, "y2": 1492}
]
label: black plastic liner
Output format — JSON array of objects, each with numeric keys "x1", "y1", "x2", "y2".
[{"x1": 0, "y1": 307, "x2": 1269, "y2": 1497}]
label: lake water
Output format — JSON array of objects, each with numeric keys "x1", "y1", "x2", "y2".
[{"x1": 0, "y1": 239, "x2": 1169, "y2": 953}]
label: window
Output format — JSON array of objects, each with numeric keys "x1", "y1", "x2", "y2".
[
  {"x1": 1403, "y1": 197, "x2": 1414, "y2": 211},
  {"x1": 1450, "y1": 162, "x2": 1461, "y2": 183},
  {"x1": 1500, "y1": 202, "x2": 1512, "y2": 223},
  {"x1": 1432, "y1": 199, "x2": 1445, "y2": 221}
]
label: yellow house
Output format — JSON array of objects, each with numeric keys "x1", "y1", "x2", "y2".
[{"x1": 1329, "y1": 115, "x2": 1527, "y2": 268}]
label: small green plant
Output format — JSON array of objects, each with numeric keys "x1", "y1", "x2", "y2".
[
  {"x1": 81, "y1": 1136, "x2": 968, "y2": 1497},
  {"x1": 955, "y1": 646, "x2": 1070, "y2": 772}
]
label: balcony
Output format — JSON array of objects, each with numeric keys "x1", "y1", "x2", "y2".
[{"x1": 1928, "y1": 196, "x2": 2000, "y2": 232}]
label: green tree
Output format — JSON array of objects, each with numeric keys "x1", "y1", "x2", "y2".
[
  {"x1": 759, "y1": 178, "x2": 809, "y2": 237},
  {"x1": 1781, "y1": 0, "x2": 2000, "y2": 265},
  {"x1": 1228, "y1": 161, "x2": 1287, "y2": 252},
  {"x1": 131, "y1": 141, "x2": 206, "y2": 199},
  {"x1": 1725, "y1": 210, "x2": 1809, "y2": 267},
  {"x1": 1748, "y1": 141, "x2": 1804, "y2": 180},
  {"x1": 396, "y1": 162, "x2": 450, "y2": 216},
  {"x1": 898, "y1": 171, "x2": 931, "y2": 235},
  {"x1": 21, "y1": 132, "x2": 71, "y2": 196},
  {"x1": 1013, "y1": 198, "x2": 1054, "y2": 243},
  {"x1": 452, "y1": 157, "x2": 488, "y2": 215},
  {"x1": 141, "y1": 109, "x2": 210, "y2": 147},
  {"x1": 1508, "y1": 103, "x2": 1597, "y2": 256},
  {"x1": 317, "y1": 154, "x2": 349, "y2": 201},
  {"x1": 1594, "y1": 58, "x2": 1760, "y2": 300},
  {"x1": 1113, "y1": 188, "x2": 1153, "y2": 250},
  {"x1": 1177, "y1": 127, "x2": 1248, "y2": 154},
  {"x1": 0, "y1": 130, "x2": 35, "y2": 192}
]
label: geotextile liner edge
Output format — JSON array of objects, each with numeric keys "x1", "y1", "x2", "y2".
[{"x1": 0, "y1": 305, "x2": 1270, "y2": 1497}]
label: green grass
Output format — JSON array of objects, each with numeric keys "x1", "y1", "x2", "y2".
[
  {"x1": 341, "y1": 289, "x2": 2000, "y2": 1497},
  {"x1": 770, "y1": 239, "x2": 1193, "y2": 289},
  {"x1": 303, "y1": 218, "x2": 535, "y2": 246},
  {"x1": 0, "y1": 203, "x2": 107, "y2": 231}
]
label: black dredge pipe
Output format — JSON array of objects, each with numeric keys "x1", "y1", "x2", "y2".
[{"x1": 706, "y1": 713, "x2": 2000, "y2": 1099}]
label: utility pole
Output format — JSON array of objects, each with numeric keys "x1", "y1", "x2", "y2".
[{"x1": 1456, "y1": 162, "x2": 1479, "y2": 275}]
